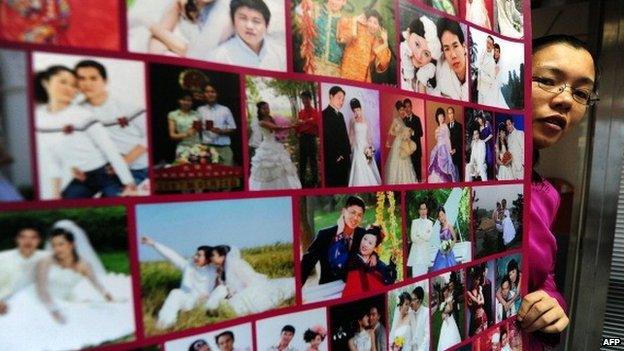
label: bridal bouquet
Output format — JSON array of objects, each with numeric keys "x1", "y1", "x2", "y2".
[
  {"x1": 391, "y1": 336, "x2": 404, "y2": 351},
  {"x1": 176, "y1": 144, "x2": 220, "y2": 165},
  {"x1": 440, "y1": 239, "x2": 453, "y2": 253},
  {"x1": 364, "y1": 146, "x2": 375, "y2": 163}
]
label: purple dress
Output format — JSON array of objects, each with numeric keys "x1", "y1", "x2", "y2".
[
  {"x1": 427, "y1": 124, "x2": 458, "y2": 183},
  {"x1": 526, "y1": 179, "x2": 567, "y2": 350},
  {"x1": 480, "y1": 124, "x2": 494, "y2": 169},
  {"x1": 431, "y1": 227, "x2": 458, "y2": 271}
]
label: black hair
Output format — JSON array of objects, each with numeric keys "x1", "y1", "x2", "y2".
[
  {"x1": 501, "y1": 275, "x2": 512, "y2": 289},
  {"x1": 507, "y1": 259, "x2": 519, "y2": 276},
  {"x1": 34, "y1": 65, "x2": 74, "y2": 104},
  {"x1": 364, "y1": 9, "x2": 383, "y2": 27},
  {"x1": 75, "y1": 60, "x2": 107, "y2": 80},
  {"x1": 447, "y1": 106, "x2": 455, "y2": 113},
  {"x1": 196, "y1": 245, "x2": 213, "y2": 264},
  {"x1": 402, "y1": 98, "x2": 412, "y2": 107},
  {"x1": 189, "y1": 339, "x2": 208, "y2": 351},
  {"x1": 184, "y1": 0, "x2": 200, "y2": 21},
  {"x1": 533, "y1": 35, "x2": 599, "y2": 92},
  {"x1": 329, "y1": 85, "x2": 345, "y2": 97},
  {"x1": 256, "y1": 101, "x2": 269, "y2": 121},
  {"x1": 437, "y1": 205, "x2": 446, "y2": 216},
  {"x1": 349, "y1": 98, "x2": 361, "y2": 111},
  {"x1": 398, "y1": 291, "x2": 412, "y2": 306},
  {"x1": 15, "y1": 226, "x2": 43, "y2": 239},
  {"x1": 394, "y1": 100, "x2": 404, "y2": 111},
  {"x1": 212, "y1": 245, "x2": 231, "y2": 257},
  {"x1": 496, "y1": 126, "x2": 508, "y2": 153},
  {"x1": 407, "y1": 18, "x2": 425, "y2": 39},
  {"x1": 436, "y1": 17, "x2": 464, "y2": 45},
  {"x1": 215, "y1": 330, "x2": 235, "y2": 344},
  {"x1": 303, "y1": 329, "x2": 325, "y2": 342},
  {"x1": 493, "y1": 43, "x2": 501, "y2": 51},
  {"x1": 487, "y1": 35, "x2": 494, "y2": 42},
  {"x1": 412, "y1": 286, "x2": 425, "y2": 301},
  {"x1": 500, "y1": 326, "x2": 508, "y2": 339},
  {"x1": 49, "y1": 227, "x2": 79, "y2": 263},
  {"x1": 300, "y1": 90, "x2": 312, "y2": 99},
  {"x1": 434, "y1": 107, "x2": 446, "y2": 125},
  {"x1": 230, "y1": 0, "x2": 271, "y2": 25},
  {"x1": 202, "y1": 82, "x2": 216, "y2": 92},
  {"x1": 344, "y1": 195, "x2": 366, "y2": 212},
  {"x1": 364, "y1": 225, "x2": 384, "y2": 247},
  {"x1": 179, "y1": 92, "x2": 193, "y2": 100},
  {"x1": 282, "y1": 325, "x2": 296, "y2": 334}
]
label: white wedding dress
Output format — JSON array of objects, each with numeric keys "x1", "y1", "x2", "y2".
[
  {"x1": 348, "y1": 121, "x2": 381, "y2": 186},
  {"x1": 496, "y1": 144, "x2": 514, "y2": 180},
  {"x1": 0, "y1": 221, "x2": 135, "y2": 350},
  {"x1": 437, "y1": 300, "x2": 461, "y2": 351},
  {"x1": 205, "y1": 247, "x2": 295, "y2": 316},
  {"x1": 390, "y1": 323, "x2": 414, "y2": 351},
  {"x1": 249, "y1": 127, "x2": 302, "y2": 190},
  {"x1": 351, "y1": 330, "x2": 373, "y2": 351}
]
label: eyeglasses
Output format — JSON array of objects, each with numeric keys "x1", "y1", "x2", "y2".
[{"x1": 532, "y1": 76, "x2": 599, "y2": 106}]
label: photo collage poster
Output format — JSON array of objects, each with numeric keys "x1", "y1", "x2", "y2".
[{"x1": 0, "y1": 0, "x2": 530, "y2": 350}]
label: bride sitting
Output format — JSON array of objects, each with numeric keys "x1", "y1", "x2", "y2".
[
  {"x1": 0, "y1": 220, "x2": 134, "y2": 350},
  {"x1": 204, "y1": 245, "x2": 295, "y2": 316}
]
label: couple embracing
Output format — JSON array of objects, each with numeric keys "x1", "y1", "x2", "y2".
[
  {"x1": 141, "y1": 236, "x2": 295, "y2": 329},
  {"x1": 301, "y1": 196, "x2": 396, "y2": 299}
]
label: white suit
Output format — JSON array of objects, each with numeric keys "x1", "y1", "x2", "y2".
[
  {"x1": 507, "y1": 128, "x2": 524, "y2": 179},
  {"x1": 0, "y1": 249, "x2": 48, "y2": 301},
  {"x1": 465, "y1": 139, "x2": 487, "y2": 181}
]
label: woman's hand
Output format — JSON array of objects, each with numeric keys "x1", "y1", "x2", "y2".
[
  {"x1": 141, "y1": 236, "x2": 155, "y2": 247},
  {"x1": 517, "y1": 290, "x2": 569, "y2": 333}
]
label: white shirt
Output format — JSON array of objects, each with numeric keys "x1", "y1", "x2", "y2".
[
  {"x1": 507, "y1": 129, "x2": 524, "y2": 179},
  {"x1": 410, "y1": 306, "x2": 430, "y2": 351},
  {"x1": 36, "y1": 105, "x2": 135, "y2": 199},
  {"x1": 210, "y1": 35, "x2": 285, "y2": 72},
  {"x1": 478, "y1": 50, "x2": 496, "y2": 100},
  {"x1": 153, "y1": 242, "x2": 216, "y2": 297},
  {"x1": 197, "y1": 103, "x2": 237, "y2": 146},
  {"x1": 434, "y1": 59, "x2": 469, "y2": 101},
  {"x1": 81, "y1": 97, "x2": 148, "y2": 169},
  {"x1": 0, "y1": 249, "x2": 48, "y2": 300},
  {"x1": 468, "y1": 139, "x2": 486, "y2": 168}
]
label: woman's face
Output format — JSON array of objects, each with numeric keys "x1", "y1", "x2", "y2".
[
  {"x1": 311, "y1": 335, "x2": 323, "y2": 347},
  {"x1": 501, "y1": 281, "x2": 510, "y2": 295},
  {"x1": 193, "y1": 249, "x2": 208, "y2": 267},
  {"x1": 476, "y1": 117, "x2": 484, "y2": 127},
  {"x1": 210, "y1": 251, "x2": 226, "y2": 266},
  {"x1": 179, "y1": 96, "x2": 193, "y2": 110},
  {"x1": 532, "y1": 43, "x2": 595, "y2": 149},
  {"x1": 400, "y1": 299, "x2": 410, "y2": 314},
  {"x1": 353, "y1": 107, "x2": 363, "y2": 118},
  {"x1": 411, "y1": 34, "x2": 433, "y2": 67},
  {"x1": 509, "y1": 268, "x2": 518, "y2": 284},
  {"x1": 46, "y1": 70, "x2": 77, "y2": 104},
  {"x1": 366, "y1": 16, "x2": 380, "y2": 35},
  {"x1": 259, "y1": 103, "x2": 270, "y2": 117},
  {"x1": 51, "y1": 235, "x2": 73, "y2": 260},
  {"x1": 360, "y1": 234, "x2": 377, "y2": 256},
  {"x1": 498, "y1": 129, "x2": 506, "y2": 140},
  {"x1": 438, "y1": 210, "x2": 446, "y2": 223},
  {"x1": 436, "y1": 113, "x2": 446, "y2": 125},
  {"x1": 418, "y1": 203, "x2": 428, "y2": 217},
  {"x1": 359, "y1": 314, "x2": 370, "y2": 327}
]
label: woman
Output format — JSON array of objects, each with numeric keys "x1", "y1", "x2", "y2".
[
  {"x1": 501, "y1": 209, "x2": 516, "y2": 245},
  {"x1": 248, "y1": 101, "x2": 302, "y2": 190},
  {"x1": 348, "y1": 98, "x2": 382, "y2": 187},
  {"x1": 495, "y1": 0, "x2": 523, "y2": 38},
  {"x1": 506, "y1": 259, "x2": 522, "y2": 312},
  {"x1": 188, "y1": 339, "x2": 212, "y2": 351},
  {"x1": 496, "y1": 128, "x2": 513, "y2": 180},
  {"x1": 389, "y1": 292, "x2": 415, "y2": 351},
  {"x1": 431, "y1": 206, "x2": 458, "y2": 271},
  {"x1": 436, "y1": 287, "x2": 461, "y2": 350},
  {"x1": 518, "y1": 35, "x2": 598, "y2": 349},
  {"x1": 385, "y1": 101, "x2": 417, "y2": 185},
  {"x1": 465, "y1": 0, "x2": 492, "y2": 30},
  {"x1": 349, "y1": 309, "x2": 377, "y2": 351},
  {"x1": 168, "y1": 93, "x2": 202, "y2": 158},
  {"x1": 342, "y1": 225, "x2": 396, "y2": 297},
  {"x1": 467, "y1": 269, "x2": 488, "y2": 335},
  {"x1": 0, "y1": 220, "x2": 134, "y2": 350},
  {"x1": 148, "y1": 0, "x2": 215, "y2": 56},
  {"x1": 475, "y1": 113, "x2": 494, "y2": 178},
  {"x1": 35, "y1": 66, "x2": 136, "y2": 199},
  {"x1": 427, "y1": 108, "x2": 457, "y2": 183},
  {"x1": 407, "y1": 202, "x2": 433, "y2": 277},
  {"x1": 400, "y1": 16, "x2": 440, "y2": 93},
  {"x1": 204, "y1": 245, "x2": 295, "y2": 316},
  {"x1": 304, "y1": 325, "x2": 327, "y2": 351}
]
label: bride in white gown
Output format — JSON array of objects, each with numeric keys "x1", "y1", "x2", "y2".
[
  {"x1": 204, "y1": 245, "x2": 295, "y2": 316},
  {"x1": 0, "y1": 220, "x2": 135, "y2": 350},
  {"x1": 347, "y1": 98, "x2": 381, "y2": 187},
  {"x1": 389, "y1": 292, "x2": 417, "y2": 351},
  {"x1": 436, "y1": 288, "x2": 461, "y2": 351},
  {"x1": 249, "y1": 101, "x2": 302, "y2": 190}
]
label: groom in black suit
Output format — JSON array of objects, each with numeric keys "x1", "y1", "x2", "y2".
[
  {"x1": 301, "y1": 196, "x2": 367, "y2": 285},
  {"x1": 322, "y1": 86, "x2": 350, "y2": 187},
  {"x1": 402, "y1": 99, "x2": 423, "y2": 182},
  {"x1": 447, "y1": 106, "x2": 463, "y2": 180}
]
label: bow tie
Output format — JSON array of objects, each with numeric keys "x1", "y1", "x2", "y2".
[
  {"x1": 63, "y1": 124, "x2": 74, "y2": 134},
  {"x1": 117, "y1": 117, "x2": 129, "y2": 128}
]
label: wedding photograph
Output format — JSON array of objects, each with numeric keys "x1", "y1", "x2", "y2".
[
  {"x1": 255, "y1": 308, "x2": 328, "y2": 351},
  {"x1": 291, "y1": 0, "x2": 397, "y2": 85},
  {"x1": 320, "y1": 83, "x2": 382, "y2": 188},
  {"x1": 423, "y1": 0, "x2": 459, "y2": 16},
  {"x1": 493, "y1": 0, "x2": 523, "y2": 39},
  {"x1": 245, "y1": 76, "x2": 319, "y2": 190},
  {"x1": 426, "y1": 101, "x2": 464, "y2": 184},
  {"x1": 494, "y1": 113, "x2": 524, "y2": 180},
  {"x1": 472, "y1": 184, "x2": 523, "y2": 258},
  {"x1": 164, "y1": 323, "x2": 253, "y2": 351},
  {"x1": 473, "y1": 318, "x2": 521, "y2": 351},
  {"x1": 0, "y1": 206, "x2": 136, "y2": 350},
  {"x1": 127, "y1": 0, "x2": 287, "y2": 71},
  {"x1": 469, "y1": 28, "x2": 525, "y2": 110},
  {"x1": 135, "y1": 197, "x2": 295, "y2": 335},
  {"x1": 32, "y1": 52, "x2": 149, "y2": 200},
  {"x1": 387, "y1": 280, "x2": 430, "y2": 351},
  {"x1": 462, "y1": 0, "x2": 494, "y2": 30},
  {"x1": 380, "y1": 93, "x2": 425, "y2": 185},
  {"x1": 0, "y1": 49, "x2": 33, "y2": 202},
  {"x1": 0, "y1": 0, "x2": 121, "y2": 50},
  {"x1": 300, "y1": 193, "x2": 403, "y2": 303},
  {"x1": 328, "y1": 294, "x2": 387, "y2": 351},
  {"x1": 430, "y1": 270, "x2": 465, "y2": 351},
  {"x1": 495, "y1": 253, "x2": 522, "y2": 323},
  {"x1": 466, "y1": 260, "x2": 496, "y2": 337},
  {"x1": 464, "y1": 108, "x2": 495, "y2": 182},
  {"x1": 405, "y1": 188, "x2": 471, "y2": 277},
  {"x1": 149, "y1": 63, "x2": 244, "y2": 193}
]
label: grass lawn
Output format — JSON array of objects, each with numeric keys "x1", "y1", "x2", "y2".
[{"x1": 100, "y1": 252, "x2": 130, "y2": 275}]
